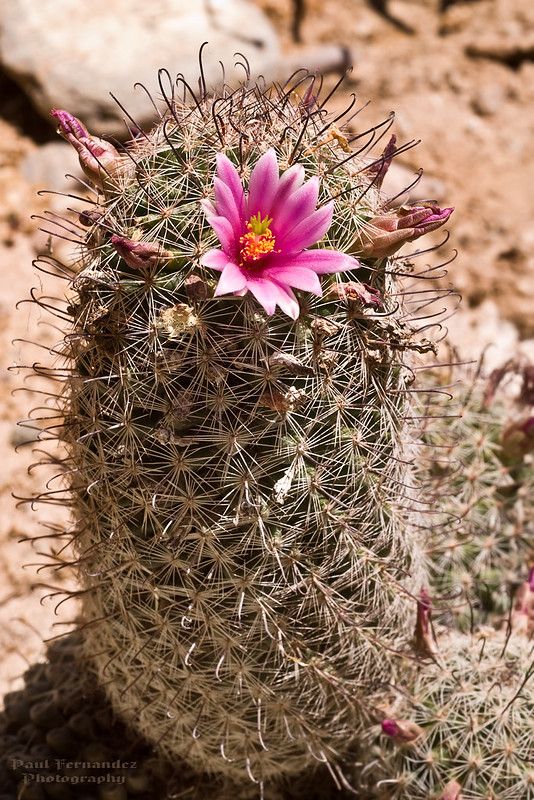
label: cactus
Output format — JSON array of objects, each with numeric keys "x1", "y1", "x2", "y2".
[
  {"x1": 358, "y1": 588, "x2": 534, "y2": 799},
  {"x1": 417, "y1": 361, "x2": 534, "y2": 624},
  {"x1": 28, "y1": 67, "x2": 456, "y2": 790}
]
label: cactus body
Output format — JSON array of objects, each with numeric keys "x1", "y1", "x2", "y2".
[
  {"x1": 35, "y1": 74, "x2": 455, "y2": 786},
  {"x1": 360, "y1": 628, "x2": 534, "y2": 799},
  {"x1": 419, "y1": 366, "x2": 534, "y2": 624}
]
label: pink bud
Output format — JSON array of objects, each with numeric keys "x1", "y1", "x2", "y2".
[
  {"x1": 357, "y1": 203, "x2": 454, "y2": 259},
  {"x1": 440, "y1": 780, "x2": 463, "y2": 800},
  {"x1": 381, "y1": 718, "x2": 423, "y2": 742},
  {"x1": 111, "y1": 235, "x2": 171, "y2": 272},
  {"x1": 51, "y1": 108, "x2": 123, "y2": 187}
]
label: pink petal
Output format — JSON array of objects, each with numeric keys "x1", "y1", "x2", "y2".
[
  {"x1": 214, "y1": 177, "x2": 244, "y2": 234},
  {"x1": 245, "y1": 277, "x2": 282, "y2": 315},
  {"x1": 208, "y1": 214, "x2": 237, "y2": 255},
  {"x1": 273, "y1": 177, "x2": 320, "y2": 236},
  {"x1": 216, "y1": 153, "x2": 245, "y2": 218},
  {"x1": 200, "y1": 249, "x2": 230, "y2": 271},
  {"x1": 271, "y1": 283, "x2": 300, "y2": 319},
  {"x1": 247, "y1": 149, "x2": 280, "y2": 218},
  {"x1": 201, "y1": 198, "x2": 217, "y2": 221},
  {"x1": 214, "y1": 262, "x2": 247, "y2": 296},
  {"x1": 280, "y1": 202, "x2": 334, "y2": 252},
  {"x1": 283, "y1": 249, "x2": 360, "y2": 274},
  {"x1": 263, "y1": 265, "x2": 322, "y2": 296},
  {"x1": 271, "y1": 164, "x2": 305, "y2": 216}
]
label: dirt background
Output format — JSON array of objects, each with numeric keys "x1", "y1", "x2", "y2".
[{"x1": 0, "y1": 0, "x2": 532, "y2": 696}]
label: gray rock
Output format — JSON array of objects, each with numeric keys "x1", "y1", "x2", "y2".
[
  {"x1": 21, "y1": 142, "x2": 81, "y2": 192},
  {"x1": 471, "y1": 84, "x2": 507, "y2": 117},
  {"x1": 0, "y1": 0, "x2": 348, "y2": 137}
]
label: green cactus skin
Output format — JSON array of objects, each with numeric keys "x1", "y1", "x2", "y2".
[
  {"x1": 359, "y1": 628, "x2": 534, "y2": 799},
  {"x1": 27, "y1": 71, "x2": 455, "y2": 789},
  {"x1": 417, "y1": 365, "x2": 534, "y2": 625}
]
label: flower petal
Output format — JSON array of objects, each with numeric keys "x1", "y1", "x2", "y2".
[
  {"x1": 281, "y1": 249, "x2": 360, "y2": 274},
  {"x1": 271, "y1": 164, "x2": 305, "y2": 216},
  {"x1": 214, "y1": 262, "x2": 247, "y2": 296},
  {"x1": 273, "y1": 177, "x2": 320, "y2": 236},
  {"x1": 207, "y1": 214, "x2": 237, "y2": 255},
  {"x1": 216, "y1": 153, "x2": 245, "y2": 217},
  {"x1": 245, "y1": 276, "x2": 284, "y2": 316},
  {"x1": 247, "y1": 149, "x2": 280, "y2": 218},
  {"x1": 271, "y1": 282, "x2": 300, "y2": 319},
  {"x1": 279, "y1": 202, "x2": 334, "y2": 252},
  {"x1": 214, "y1": 177, "x2": 244, "y2": 234},
  {"x1": 264, "y1": 265, "x2": 322, "y2": 296},
  {"x1": 200, "y1": 249, "x2": 230, "y2": 271}
]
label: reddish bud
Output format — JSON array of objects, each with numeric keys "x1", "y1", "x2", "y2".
[
  {"x1": 51, "y1": 108, "x2": 124, "y2": 187},
  {"x1": 440, "y1": 780, "x2": 463, "y2": 800},
  {"x1": 111, "y1": 235, "x2": 171, "y2": 272},
  {"x1": 357, "y1": 203, "x2": 454, "y2": 259},
  {"x1": 381, "y1": 718, "x2": 423, "y2": 742},
  {"x1": 368, "y1": 134, "x2": 397, "y2": 189},
  {"x1": 414, "y1": 587, "x2": 436, "y2": 658},
  {"x1": 512, "y1": 566, "x2": 534, "y2": 636}
]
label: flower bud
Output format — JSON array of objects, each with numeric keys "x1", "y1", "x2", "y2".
[
  {"x1": 51, "y1": 109, "x2": 124, "y2": 187},
  {"x1": 111, "y1": 235, "x2": 171, "y2": 272},
  {"x1": 440, "y1": 780, "x2": 463, "y2": 800},
  {"x1": 356, "y1": 203, "x2": 454, "y2": 259},
  {"x1": 512, "y1": 566, "x2": 534, "y2": 636},
  {"x1": 413, "y1": 587, "x2": 436, "y2": 658},
  {"x1": 381, "y1": 718, "x2": 423, "y2": 742},
  {"x1": 368, "y1": 134, "x2": 397, "y2": 189}
]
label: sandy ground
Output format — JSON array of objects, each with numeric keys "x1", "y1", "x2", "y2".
[{"x1": 0, "y1": 0, "x2": 531, "y2": 695}]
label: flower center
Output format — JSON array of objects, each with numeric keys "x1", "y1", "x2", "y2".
[{"x1": 239, "y1": 212, "x2": 276, "y2": 264}]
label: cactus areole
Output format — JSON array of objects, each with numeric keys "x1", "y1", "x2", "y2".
[{"x1": 41, "y1": 65, "x2": 454, "y2": 788}]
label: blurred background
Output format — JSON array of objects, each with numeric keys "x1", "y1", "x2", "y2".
[{"x1": 0, "y1": 0, "x2": 532, "y2": 693}]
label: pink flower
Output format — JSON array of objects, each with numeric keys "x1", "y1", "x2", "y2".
[{"x1": 200, "y1": 148, "x2": 359, "y2": 319}]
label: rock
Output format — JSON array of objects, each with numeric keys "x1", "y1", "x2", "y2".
[
  {"x1": 471, "y1": 83, "x2": 507, "y2": 116},
  {"x1": 0, "y1": 0, "x2": 349, "y2": 137},
  {"x1": 20, "y1": 143, "x2": 81, "y2": 193},
  {"x1": 447, "y1": 300, "x2": 520, "y2": 371},
  {"x1": 381, "y1": 162, "x2": 447, "y2": 204}
]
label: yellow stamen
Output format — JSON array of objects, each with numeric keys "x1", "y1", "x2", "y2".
[{"x1": 239, "y1": 213, "x2": 277, "y2": 263}]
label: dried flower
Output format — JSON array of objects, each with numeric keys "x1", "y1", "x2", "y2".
[
  {"x1": 440, "y1": 780, "x2": 463, "y2": 800},
  {"x1": 201, "y1": 149, "x2": 359, "y2": 318},
  {"x1": 111, "y1": 235, "x2": 171, "y2": 272},
  {"x1": 381, "y1": 718, "x2": 423, "y2": 743}
]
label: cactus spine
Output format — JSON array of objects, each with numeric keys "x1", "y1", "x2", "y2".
[{"x1": 30, "y1": 68, "x2": 455, "y2": 789}]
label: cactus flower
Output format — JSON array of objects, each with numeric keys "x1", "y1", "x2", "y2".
[
  {"x1": 51, "y1": 109, "x2": 123, "y2": 186},
  {"x1": 201, "y1": 148, "x2": 359, "y2": 319},
  {"x1": 356, "y1": 203, "x2": 454, "y2": 259}
]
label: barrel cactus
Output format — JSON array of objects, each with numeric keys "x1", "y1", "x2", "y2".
[
  {"x1": 359, "y1": 588, "x2": 534, "y2": 798},
  {"x1": 30, "y1": 66, "x2": 455, "y2": 790},
  {"x1": 418, "y1": 361, "x2": 534, "y2": 624}
]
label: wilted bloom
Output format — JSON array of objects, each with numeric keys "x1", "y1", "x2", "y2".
[
  {"x1": 51, "y1": 109, "x2": 124, "y2": 186},
  {"x1": 201, "y1": 148, "x2": 359, "y2": 319},
  {"x1": 111, "y1": 234, "x2": 171, "y2": 272},
  {"x1": 413, "y1": 587, "x2": 436, "y2": 658},
  {"x1": 440, "y1": 780, "x2": 463, "y2": 800},
  {"x1": 381, "y1": 718, "x2": 423, "y2": 743},
  {"x1": 356, "y1": 203, "x2": 454, "y2": 259},
  {"x1": 327, "y1": 280, "x2": 383, "y2": 309}
]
